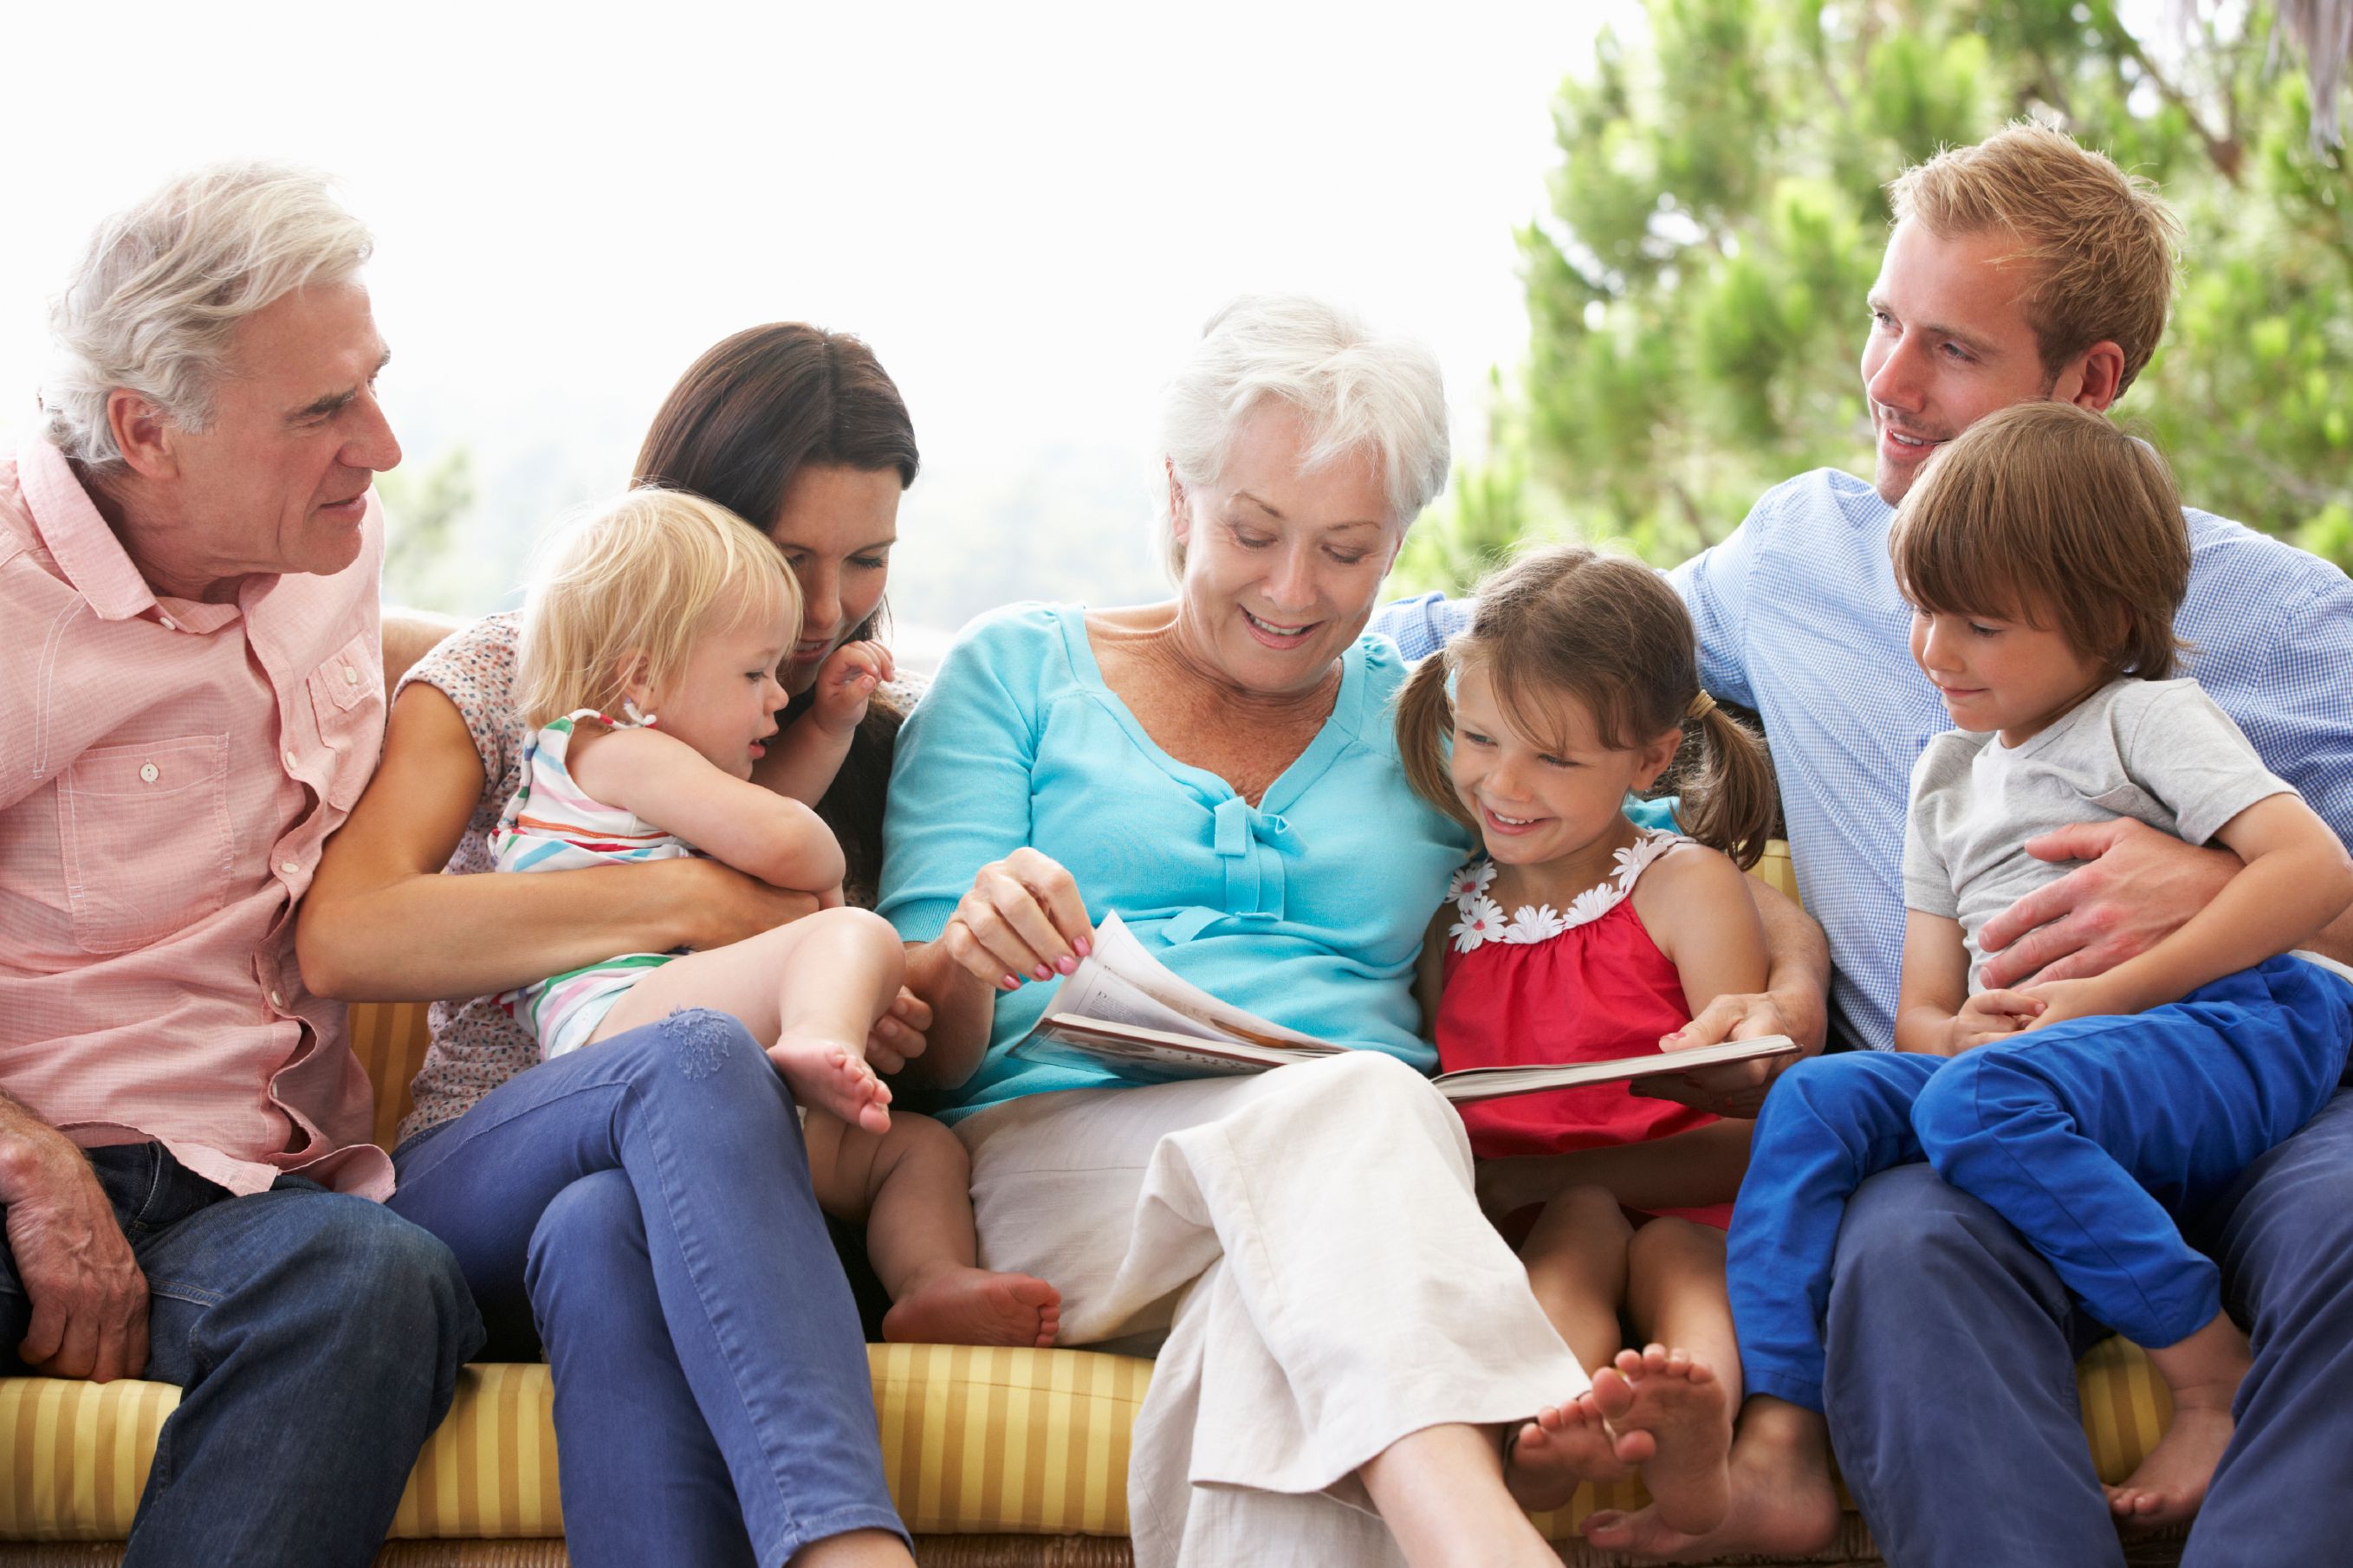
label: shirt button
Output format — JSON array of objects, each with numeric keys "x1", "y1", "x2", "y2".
[
  {"x1": 139, "y1": 762, "x2": 160, "y2": 783},
  {"x1": 269, "y1": 990, "x2": 284, "y2": 1009},
  {"x1": 159, "y1": 616, "x2": 175, "y2": 631},
  {"x1": 280, "y1": 861, "x2": 300, "y2": 877},
  {"x1": 342, "y1": 665, "x2": 359, "y2": 685},
  {"x1": 282, "y1": 750, "x2": 299, "y2": 770}
]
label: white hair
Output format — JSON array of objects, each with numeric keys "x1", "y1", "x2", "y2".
[
  {"x1": 1157, "y1": 294, "x2": 1451, "y2": 577},
  {"x1": 38, "y1": 162, "x2": 373, "y2": 467}
]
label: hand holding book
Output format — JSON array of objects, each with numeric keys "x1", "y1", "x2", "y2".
[{"x1": 1011, "y1": 913, "x2": 1800, "y2": 1098}]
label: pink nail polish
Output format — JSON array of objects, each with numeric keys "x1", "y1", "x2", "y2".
[
  {"x1": 1076, "y1": 938, "x2": 1093, "y2": 958},
  {"x1": 1056, "y1": 956, "x2": 1078, "y2": 975},
  {"x1": 1033, "y1": 963, "x2": 1053, "y2": 982},
  {"x1": 1001, "y1": 974, "x2": 1021, "y2": 991}
]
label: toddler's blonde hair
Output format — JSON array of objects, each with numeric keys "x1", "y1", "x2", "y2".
[{"x1": 516, "y1": 488, "x2": 801, "y2": 729}]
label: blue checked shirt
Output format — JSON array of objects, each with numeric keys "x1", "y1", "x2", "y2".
[{"x1": 1369, "y1": 467, "x2": 2353, "y2": 1051}]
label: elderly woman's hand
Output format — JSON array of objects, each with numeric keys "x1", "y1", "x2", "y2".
[
  {"x1": 867, "y1": 986, "x2": 933, "y2": 1075},
  {"x1": 942, "y1": 847, "x2": 1097, "y2": 991}
]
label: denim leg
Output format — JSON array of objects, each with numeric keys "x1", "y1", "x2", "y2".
[
  {"x1": 387, "y1": 1010, "x2": 904, "y2": 1565},
  {"x1": 1911, "y1": 962, "x2": 2350, "y2": 1348},
  {"x1": 525, "y1": 1170, "x2": 756, "y2": 1568},
  {"x1": 1727, "y1": 1051, "x2": 1939, "y2": 1410},
  {"x1": 2183, "y1": 1087, "x2": 2353, "y2": 1565},
  {"x1": 1823, "y1": 1164, "x2": 2122, "y2": 1568},
  {"x1": 46, "y1": 1144, "x2": 482, "y2": 1568}
]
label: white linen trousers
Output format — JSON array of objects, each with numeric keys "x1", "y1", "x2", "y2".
[{"x1": 955, "y1": 1050, "x2": 1590, "y2": 1568}]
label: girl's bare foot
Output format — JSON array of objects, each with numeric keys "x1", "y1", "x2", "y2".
[
  {"x1": 880, "y1": 1266, "x2": 1062, "y2": 1347},
  {"x1": 769, "y1": 1033, "x2": 891, "y2": 1133},
  {"x1": 1506, "y1": 1364, "x2": 1648, "y2": 1511},
  {"x1": 1611, "y1": 1344, "x2": 1734, "y2": 1534},
  {"x1": 1582, "y1": 1396, "x2": 1840, "y2": 1562}
]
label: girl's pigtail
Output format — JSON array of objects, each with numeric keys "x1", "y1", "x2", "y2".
[
  {"x1": 1394, "y1": 651, "x2": 1475, "y2": 831},
  {"x1": 1676, "y1": 701, "x2": 1778, "y2": 871}
]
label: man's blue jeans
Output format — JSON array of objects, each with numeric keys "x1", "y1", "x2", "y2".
[
  {"x1": 386, "y1": 1009, "x2": 907, "y2": 1568},
  {"x1": 0, "y1": 1141, "x2": 483, "y2": 1568},
  {"x1": 1825, "y1": 1085, "x2": 2353, "y2": 1567}
]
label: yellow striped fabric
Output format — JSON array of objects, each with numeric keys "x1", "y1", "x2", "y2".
[
  {"x1": 2077, "y1": 1334, "x2": 2175, "y2": 1485},
  {"x1": 0, "y1": 1340, "x2": 2172, "y2": 1541},
  {"x1": 872, "y1": 1345, "x2": 1152, "y2": 1536}
]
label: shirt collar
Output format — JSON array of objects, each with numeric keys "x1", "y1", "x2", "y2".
[{"x1": 17, "y1": 437, "x2": 241, "y2": 633}]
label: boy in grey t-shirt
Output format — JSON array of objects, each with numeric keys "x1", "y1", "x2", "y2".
[{"x1": 1715, "y1": 404, "x2": 2353, "y2": 1542}]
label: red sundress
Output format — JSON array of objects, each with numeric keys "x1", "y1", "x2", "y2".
[{"x1": 1436, "y1": 831, "x2": 1733, "y2": 1229}]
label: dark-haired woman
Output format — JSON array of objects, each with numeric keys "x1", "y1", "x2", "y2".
[{"x1": 299, "y1": 325, "x2": 927, "y2": 1568}]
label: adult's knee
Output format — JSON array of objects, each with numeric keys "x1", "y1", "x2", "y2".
[
  {"x1": 256, "y1": 1197, "x2": 482, "y2": 1377},
  {"x1": 1831, "y1": 1163, "x2": 2032, "y2": 1315},
  {"x1": 524, "y1": 1170, "x2": 646, "y2": 1318},
  {"x1": 589, "y1": 1008, "x2": 788, "y2": 1113}
]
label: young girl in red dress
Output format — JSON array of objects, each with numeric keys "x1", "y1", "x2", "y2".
[{"x1": 1395, "y1": 543, "x2": 1779, "y2": 1534}]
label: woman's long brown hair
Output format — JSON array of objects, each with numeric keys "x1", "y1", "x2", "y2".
[{"x1": 632, "y1": 324, "x2": 920, "y2": 898}]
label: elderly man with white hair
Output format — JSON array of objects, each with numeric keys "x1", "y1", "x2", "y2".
[{"x1": 0, "y1": 165, "x2": 482, "y2": 1565}]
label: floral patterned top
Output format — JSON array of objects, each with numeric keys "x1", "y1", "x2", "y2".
[{"x1": 1445, "y1": 827, "x2": 1684, "y2": 950}]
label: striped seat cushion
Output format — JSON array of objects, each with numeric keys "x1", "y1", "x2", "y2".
[{"x1": 0, "y1": 1336, "x2": 2168, "y2": 1541}]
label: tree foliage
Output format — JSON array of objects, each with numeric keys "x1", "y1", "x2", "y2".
[{"x1": 1398, "y1": 0, "x2": 2353, "y2": 590}]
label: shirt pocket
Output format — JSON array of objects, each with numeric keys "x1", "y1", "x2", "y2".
[
  {"x1": 305, "y1": 628, "x2": 384, "y2": 810},
  {"x1": 59, "y1": 735, "x2": 234, "y2": 954}
]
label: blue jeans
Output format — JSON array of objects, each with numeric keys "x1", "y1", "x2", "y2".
[
  {"x1": 386, "y1": 1009, "x2": 905, "y2": 1568},
  {"x1": 0, "y1": 1141, "x2": 481, "y2": 1568},
  {"x1": 1730, "y1": 956, "x2": 2353, "y2": 1412},
  {"x1": 1821, "y1": 1082, "x2": 2353, "y2": 1568}
]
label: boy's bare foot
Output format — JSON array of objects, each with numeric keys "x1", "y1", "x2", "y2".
[
  {"x1": 2116, "y1": 1315, "x2": 2249, "y2": 1526},
  {"x1": 880, "y1": 1266, "x2": 1061, "y2": 1347},
  {"x1": 769, "y1": 1033, "x2": 891, "y2": 1133},
  {"x1": 2105, "y1": 1401, "x2": 2233, "y2": 1526},
  {"x1": 1583, "y1": 1396, "x2": 1840, "y2": 1562},
  {"x1": 1506, "y1": 1363, "x2": 1647, "y2": 1511},
  {"x1": 1611, "y1": 1344, "x2": 1734, "y2": 1534}
]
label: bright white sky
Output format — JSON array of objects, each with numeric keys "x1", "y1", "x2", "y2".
[{"x1": 2, "y1": 0, "x2": 1614, "y2": 620}]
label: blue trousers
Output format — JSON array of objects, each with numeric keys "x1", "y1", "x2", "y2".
[
  {"x1": 0, "y1": 1142, "x2": 482, "y2": 1568},
  {"x1": 1730, "y1": 956, "x2": 2353, "y2": 1413},
  {"x1": 386, "y1": 1010, "x2": 906, "y2": 1568}
]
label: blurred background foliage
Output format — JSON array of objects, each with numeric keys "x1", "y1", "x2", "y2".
[{"x1": 1397, "y1": 0, "x2": 2353, "y2": 592}]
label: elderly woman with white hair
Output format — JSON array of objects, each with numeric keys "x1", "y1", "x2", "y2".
[{"x1": 880, "y1": 296, "x2": 1826, "y2": 1567}]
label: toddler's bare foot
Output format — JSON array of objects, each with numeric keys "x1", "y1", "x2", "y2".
[
  {"x1": 768, "y1": 1033, "x2": 891, "y2": 1133},
  {"x1": 1611, "y1": 1344, "x2": 1734, "y2": 1535},
  {"x1": 1506, "y1": 1362, "x2": 1647, "y2": 1512},
  {"x1": 2105, "y1": 1401, "x2": 2233, "y2": 1527},
  {"x1": 1583, "y1": 1396, "x2": 1840, "y2": 1562},
  {"x1": 880, "y1": 1266, "x2": 1061, "y2": 1348}
]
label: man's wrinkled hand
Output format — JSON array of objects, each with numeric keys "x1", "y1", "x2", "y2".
[
  {"x1": 0, "y1": 1132, "x2": 148, "y2": 1382},
  {"x1": 1975, "y1": 819, "x2": 2235, "y2": 990}
]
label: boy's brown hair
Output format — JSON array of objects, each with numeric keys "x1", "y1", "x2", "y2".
[
  {"x1": 1889, "y1": 401, "x2": 2189, "y2": 678},
  {"x1": 1395, "y1": 543, "x2": 1779, "y2": 869},
  {"x1": 1890, "y1": 121, "x2": 2181, "y2": 397}
]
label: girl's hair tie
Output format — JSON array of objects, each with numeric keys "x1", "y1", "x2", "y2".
[{"x1": 1686, "y1": 690, "x2": 1717, "y2": 722}]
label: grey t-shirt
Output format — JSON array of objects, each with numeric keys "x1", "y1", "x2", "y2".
[{"x1": 1902, "y1": 677, "x2": 2296, "y2": 992}]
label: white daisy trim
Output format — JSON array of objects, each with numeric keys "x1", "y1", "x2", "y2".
[{"x1": 1448, "y1": 828, "x2": 1684, "y2": 952}]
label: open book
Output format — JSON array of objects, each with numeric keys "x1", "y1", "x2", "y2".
[{"x1": 1009, "y1": 913, "x2": 1802, "y2": 1100}]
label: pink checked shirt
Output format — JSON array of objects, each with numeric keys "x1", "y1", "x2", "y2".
[{"x1": 0, "y1": 437, "x2": 392, "y2": 1199}]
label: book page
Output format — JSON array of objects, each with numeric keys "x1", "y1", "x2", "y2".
[
  {"x1": 1431, "y1": 1035, "x2": 1801, "y2": 1105},
  {"x1": 1074, "y1": 913, "x2": 1334, "y2": 1051}
]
